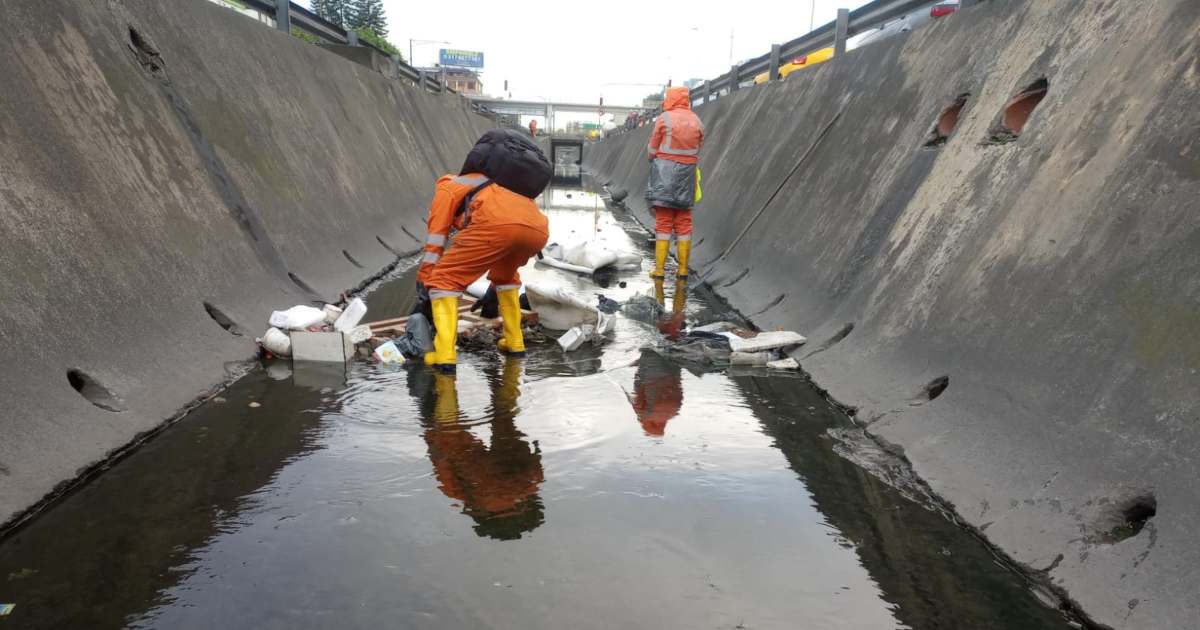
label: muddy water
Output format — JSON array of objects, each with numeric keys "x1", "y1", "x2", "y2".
[{"x1": 0, "y1": 186, "x2": 1074, "y2": 630}]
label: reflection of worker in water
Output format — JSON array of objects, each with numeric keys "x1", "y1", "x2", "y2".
[
  {"x1": 417, "y1": 129, "x2": 552, "y2": 372},
  {"x1": 632, "y1": 280, "x2": 687, "y2": 436},
  {"x1": 646, "y1": 86, "x2": 704, "y2": 279},
  {"x1": 418, "y1": 359, "x2": 545, "y2": 540}
]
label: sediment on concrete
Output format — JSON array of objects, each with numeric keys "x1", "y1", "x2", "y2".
[
  {"x1": 587, "y1": 2, "x2": 1200, "y2": 627},
  {"x1": 0, "y1": 1, "x2": 488, "y2": 531}
]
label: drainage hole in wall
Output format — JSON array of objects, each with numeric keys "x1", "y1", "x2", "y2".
[
  {"x1": 67, "y1": 369, "x2": 127, "y2": 412},
  {"x1": 203, "y1": 301, "x2": 246, "y2": 336},
  {"x1": 400, "y1": 226, "x2": 422, "y2": 243},
  {"x1": 922, "y1": 375, "x2": 949, "y2": 401},
  {"x1": 1103, "y1": 494, "x2": 1158, "y2": 543},
  {"x1": 925, "y1": 93, "x2": 969, "y2": 147},
  {"x1": 989, "y1": 78, "x2": 1048, "y2": 143},
  {"x1": 377, "y1": 235, "x2": 400, "y2": 255},
  {"x1": 343, "y1": 249, "x2": 365, "y2": 268},
  {"x1": 127, "y1": 27, "x2": 165, "y2": 76},
  {"x1": 288, "y1": 272, "x2": 319, "y2": 295}
]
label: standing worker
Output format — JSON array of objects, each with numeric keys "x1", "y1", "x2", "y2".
[
  {"x1": 417, "y1": 129, "x2": 552, "y2": 372},
  {"x1": 646, "y1": 86, "x2": 704, "y2": 279}
]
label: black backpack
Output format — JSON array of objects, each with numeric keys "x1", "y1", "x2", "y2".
[{"x1": 459, "y1": 129, "x2": 552, "y2": 199}]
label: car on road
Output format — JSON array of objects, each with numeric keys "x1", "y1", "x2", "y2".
[
  {"x1": 753, "y1": 47, "x2": 836, "y2": 84},
  {"x1": 849, "y1": 0, "x2": 959, "y2": 50}
]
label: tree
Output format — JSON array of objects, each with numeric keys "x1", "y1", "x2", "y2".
[
  {"x1": 346, "y1": 0, "x2": 388, "y2": 37},
  {"x1": 311, "y1": 0, "x2": 347, "y2": 27}
]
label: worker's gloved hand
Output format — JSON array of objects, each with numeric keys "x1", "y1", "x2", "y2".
[{"x1": 471, "y1": 284, "x2": 501, "y2": 319}]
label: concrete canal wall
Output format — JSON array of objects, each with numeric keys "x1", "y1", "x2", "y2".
[
  {"x1": 0, "y1": 1, "x2": 487, "y2": 530},
  {"x1": 587, "y1": 1, "x2": 1200, "y2": 627}
]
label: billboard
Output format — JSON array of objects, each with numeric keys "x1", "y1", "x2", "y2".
[{"x1": 439, "y1": 49, "x2": 484, "y2": 68}]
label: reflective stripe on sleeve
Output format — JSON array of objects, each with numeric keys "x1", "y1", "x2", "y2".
[
  {"x1": 428, "y1": 290, "x2": 463, "y2": 299},
  {"x1": 426, "y1": 233, "x2": 446, "y2": 247},
  {"x1": 422, "y1": 251, "x2": 440, "y2": 264}
]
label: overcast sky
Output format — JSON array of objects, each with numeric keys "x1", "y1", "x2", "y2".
[{"x1": 379, "y1": 0, "x2": 873, "y2": 106}]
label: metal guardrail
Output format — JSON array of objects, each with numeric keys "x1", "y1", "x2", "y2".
[{"x1": 236, "y1": 0, "x2": 466, "y2": 98}]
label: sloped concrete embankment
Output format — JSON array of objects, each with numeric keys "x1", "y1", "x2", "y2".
[
  {"x1": 587, "y1": 1, "x2": 1200, "y2": 627},
  {"x1": 0, "y1": 1, "x2": 487, "y2": 530}
]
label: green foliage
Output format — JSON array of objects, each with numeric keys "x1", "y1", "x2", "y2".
[
  {"x1": 291, "y1": 25, "x2": 322, "y2": 44},
  {"x1": 346, "y1": 0, "x2": 387, "y2": 36},
  {"x1": 355, "y1": 27, "x2": 402, "y2": 60},
  {"x1": 311, "y1": 0, "x2": 347, "y2": 27}
]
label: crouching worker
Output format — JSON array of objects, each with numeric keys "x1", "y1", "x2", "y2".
[
  {"x1": 646, "y1": 86, "x2": 704, "y2": 279},
  {"x1": 417, "y1": 129, "x2": 553, "y2": 373}
]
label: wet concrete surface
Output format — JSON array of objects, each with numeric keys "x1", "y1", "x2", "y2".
[{"x1": 0, "y1": 186, "x2": 1076, "y2": 629}]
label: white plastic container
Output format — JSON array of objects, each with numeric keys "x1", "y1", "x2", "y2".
[
  {"x1": 260, "y1": 327, "x2": 292, "y2": 357},
  {"x1": 269, "y1": 305, "x2": 326, "y2": 331},
  {"x1": 557, "y1": 326, "x2": 587, "y2": 352},
  {"x1": 334, "y1": 298, "x2": 367, "y2": 332},
  {"x1": 373, "y1": 340, "x2": 403, "y2": 364}
]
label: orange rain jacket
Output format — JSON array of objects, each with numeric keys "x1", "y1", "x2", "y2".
[
  {"x1": 417, "y1": 173, "x2": 488, "y2": 285},
  {"x1": 648, "y1": 86, "x2": 704, "y2": 165}
]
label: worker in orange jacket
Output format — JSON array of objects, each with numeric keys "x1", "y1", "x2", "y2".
[
  {"x1": 418, "y1": 130, "x2": 552, "y2": 372},
  {"x1": 646, "y1": 86, "x2": 704, "y2": 279}
]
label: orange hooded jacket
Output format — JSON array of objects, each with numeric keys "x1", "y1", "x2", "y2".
[{"x1": 648, "y1": 86, "x2": 704, "y2": 165}]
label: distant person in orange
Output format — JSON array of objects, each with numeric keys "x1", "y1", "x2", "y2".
[
  {"x1": 417, "y1": 359, "x2": 545, "y2": 540},
  {"x1": 529, "y1": 119, "x2": 538, "y2": 137},
  {"x1": 646, "y1": 86, "x2": 704, "y2": 279},
  {"x1": 417, "y1": 129, "x2": 552, "y2": 372}
]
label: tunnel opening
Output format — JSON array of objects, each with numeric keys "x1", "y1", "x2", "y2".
[
  {"x1": 989, "y1": 79, "x2": 1048, "y2": 143},
  {"x1": 343, "y1": 249, "x2": 365, "y2": 269},
  {"x1": 67, "y1": 369, "x2": 126, "y2": 413},
  {"x1": 924, "y1": 94, "x2": 969, "y2": 147},
  {"x1": 127, "y1": 27, "x2": 165, "y2": 76},
  {"x1": 203, "y1": 301, "x2": 247, "y2": 336}
]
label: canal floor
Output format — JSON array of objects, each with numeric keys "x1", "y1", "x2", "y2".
[{"x1": 0, "y1": 185, "x2": 1075, "y2": 629}]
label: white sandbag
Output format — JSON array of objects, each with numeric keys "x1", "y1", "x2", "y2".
[
  {"x1": 692, "y1": 321, "x2": 739, "y2": 334},
  {"x1": 333, "y1": 298, "x2": 367, "y2": 332},
  {"x1": 260, "y1": 327, "x2": 292, "y2": 357},
  {"x1": 722, "y1": 331, "x2": 807, "y2": 353},
  {"x1": 729, "y1": 351, "x2": 777, "y2": 366},
  {"x1": 525, "y1": 282, "x2": 601, "y2": 330},
  {"x1": 563, "y1": 241, "x2": 618, "y2": 270},
  {"x1": 322, "y1": 304, "x2": 343, "y2": 324},
  {"x1": 269, "y1": 306, "x2": 326, "y2": 331},
  {"x1": 767, "y1": 357, "x2": 800, "y2": 370}
]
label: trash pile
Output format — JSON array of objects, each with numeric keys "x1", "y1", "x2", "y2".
[
  {"x1": 660, "y1": 320, "x2": 805, "y2": 368},
  {"x1": 256, "y1": 297, "x2": 371, "y2": 362},
  {"x1": 538, "y1": 240, "x2": 641, "y2": 275},
  {"x1": 524, "y1": 282, "x2": 617, "y2": 351}
]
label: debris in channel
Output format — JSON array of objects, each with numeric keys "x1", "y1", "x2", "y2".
[{"x1": 537, "y1": 240, "x2": 641, "y2": 275}]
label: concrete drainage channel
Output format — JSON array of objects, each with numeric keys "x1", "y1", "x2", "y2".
[{"x1": 0, "y1": 248, "x2": 422, "y2": 545}]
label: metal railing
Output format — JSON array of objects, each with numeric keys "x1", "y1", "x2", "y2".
[{"x1": 235, "y1": 0, "x2": 468, "y2": 98}]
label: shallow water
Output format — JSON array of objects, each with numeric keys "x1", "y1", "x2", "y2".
[{"x1": 0, "y1": 185, "x2": 1074, "y2": 630}]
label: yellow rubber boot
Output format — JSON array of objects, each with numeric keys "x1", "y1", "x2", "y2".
[
  {"x1": 653, "y1": 277, "x2": 666, "y2": 307},
  {"x1": 496, "y1": 287, "x2": 526, "y2": 356},
  {"x1": 676, "y1": 240, "x2": 692, "y2": 279},
  {"x1": 432, "y1": 372, "x2": 460, "y2": 424},
  {"x1": 424, "y1": 295, "x2": 459, "y2": 373},
  {"x1": 650, "y1": 240, "x2": 669, "y2": 278}
]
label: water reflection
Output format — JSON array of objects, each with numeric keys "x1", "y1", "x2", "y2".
[
  {"x1": 408, "y1": 360, "x2": 545, "y2": 540},
  {"x1": 630, "y1": 279, "x2": 689, "y2": 437}
]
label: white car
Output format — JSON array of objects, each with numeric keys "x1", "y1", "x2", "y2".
[{"x1": 849, "y1": 1, "x2": 960, "y2": 50}]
